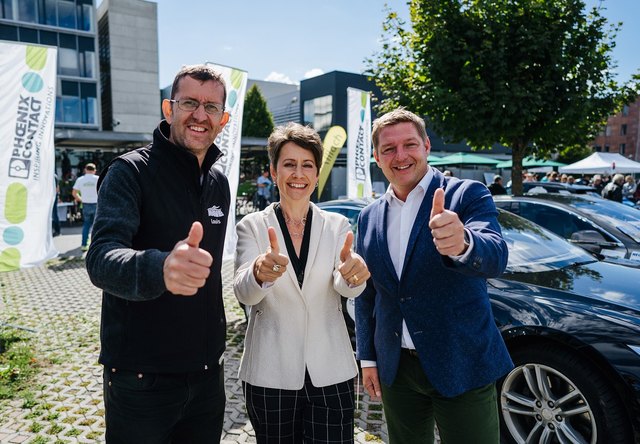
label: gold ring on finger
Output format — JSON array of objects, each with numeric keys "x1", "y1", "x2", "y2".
[{"x1": 272, "y1": 264, "x2": 281, "y2": 272}]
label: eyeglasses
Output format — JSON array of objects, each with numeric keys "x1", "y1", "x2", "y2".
[{"x1": 169, "y1": 99, "x2": 225, "y2": 116}]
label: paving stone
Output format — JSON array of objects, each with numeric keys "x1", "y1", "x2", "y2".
[{"x1": 0, "y1": 244, "x2": 391, "y2": 443}]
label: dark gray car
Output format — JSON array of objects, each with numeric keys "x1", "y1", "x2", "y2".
[{"x1": 494, "y1": 193, "x2": 640, "y2": 265}]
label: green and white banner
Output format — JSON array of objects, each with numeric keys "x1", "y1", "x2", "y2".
[
  {"x1": 347, "y1": 88, "x2": 372, "y2": 199},
  {"x1": 206, "y1": 62, "x2": 248, "y2": 260},
  {"x1": 0, "y1": 42, "x2": 58, "y2": 272}
]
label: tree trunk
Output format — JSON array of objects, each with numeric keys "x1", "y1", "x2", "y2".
[{"x1": 510, "y1": 143, "x2": 526, "y2": 196}]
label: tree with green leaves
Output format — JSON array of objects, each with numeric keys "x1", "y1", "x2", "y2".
[
  {"x1": 368, "y1": 0, "x2": 639, "y2": 195},
  {"x1": 242, "y1": 84, "x2": 275, "y2": 138}
]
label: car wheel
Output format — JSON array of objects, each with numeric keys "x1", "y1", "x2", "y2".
[{"x1": 499, "y1": 343, "x2": 632, "y2": 444}]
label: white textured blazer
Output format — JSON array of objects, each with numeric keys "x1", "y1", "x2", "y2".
[{"x1": 234, "y1": 202, "x2": 365, "y2": 390}]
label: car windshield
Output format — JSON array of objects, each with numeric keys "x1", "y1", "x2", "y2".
[
  {"x1": 569, "y1": 199, "x2": 640, "y2": 243},
  {"x1": 498, "y1": 211, "x2": 596, "y2": 273}
]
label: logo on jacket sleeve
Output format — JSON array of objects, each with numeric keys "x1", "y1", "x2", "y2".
[{"x1": 207, "y1": 205, "x2": 224, "y2": 224}]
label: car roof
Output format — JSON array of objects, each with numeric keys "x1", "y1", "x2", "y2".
[
  {"x1": 316, "y1": 198, "x2": 374, "y2": 208},
  {"x1": 513, "y1": 181, "x2": 597, "y2": 194}
]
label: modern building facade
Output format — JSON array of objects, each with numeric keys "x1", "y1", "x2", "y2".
[
  {"x1": 1, "y1": 0, "x2": 157, "y2": 183},
  {"x1": 591, "y1": 98, "x2": 640, "y2": 162}
]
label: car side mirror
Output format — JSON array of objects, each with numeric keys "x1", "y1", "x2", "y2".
[{"x1": 570, "y1": 230, "x2": 606, "y2": 254}]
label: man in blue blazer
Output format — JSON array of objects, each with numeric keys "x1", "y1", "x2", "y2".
[{"x1": 355, "y1": 109, "x2": 513, "y2": 443}]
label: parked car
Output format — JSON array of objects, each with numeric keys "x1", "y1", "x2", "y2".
[
  {"x1": 316, "y1": 198, "x2": 373, "y2": 234},
  {"x1": 320, "y1": 198, "x2": 640, "y2": 443},
  {"x1": 506, "y1": 180, "x2": 597, "y2": 195},
  {"x1": 494, "y1": 193, "x2": 640, "y2": 265}
]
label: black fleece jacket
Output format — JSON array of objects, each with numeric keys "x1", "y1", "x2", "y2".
[{"x1": 86, "y1": 120, "x2": 230, "y2": 373}]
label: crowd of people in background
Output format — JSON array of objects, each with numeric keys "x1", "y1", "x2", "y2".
[{"x1": 486, "y1": 168, "x2": 640, "y2": 203}]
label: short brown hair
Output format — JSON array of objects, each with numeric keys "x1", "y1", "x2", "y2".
[
  {"x1": 170, "y1": 64, "x2": 227, "y2": 106},
  {"x1": 372, "y1": 108, "x2": 428, "y2": 152},
  {"x1": 267, "y1": 123, "x2": 323, "y2": 174}
]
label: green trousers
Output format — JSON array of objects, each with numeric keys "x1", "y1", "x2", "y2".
[{"x1": 381, "y1": 350, "x2": 500, "y2": 444}]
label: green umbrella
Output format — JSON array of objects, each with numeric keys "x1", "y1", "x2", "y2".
[
  {"x1": 495, "y1": 157, "x2": 566, "y2": 169},
  {"x1": 429, "y1": 152, "x2": 500, "y2": 166}
]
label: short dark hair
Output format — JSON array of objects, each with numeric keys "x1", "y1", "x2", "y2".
[
  {"x1": 267, "y1": 123, "x2": 323, "y2": 174},
  {"x1": 170, "y1": 64, "x2": 227, "y2": 106},
  {"x1": 372, "y1": 108, "x2": 428, "y2": 152}
]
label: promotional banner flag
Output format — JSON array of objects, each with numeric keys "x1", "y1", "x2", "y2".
[
  {"x1": 317, "y1": 126, "x2": 347, "y2": 198},
  {"x1": 206, "y1": 62, "x2": 248, "y2": 260},
  {"x1": 347, "y1": 88, "x2": 372, "y2": 199},
  {"x1": 0, "y1": 42, "x2": 58, "y2": 272}
]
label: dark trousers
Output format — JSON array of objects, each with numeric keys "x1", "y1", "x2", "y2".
[
  {"x1": 243, "y1": 371, "x2": 355, "y2": 444},
  {"x1": 381, "y1": 349, "x2": 499, "y2": 444},
  {"x1": 103, "y1": 363, "x2": 225, "y2": 444}
]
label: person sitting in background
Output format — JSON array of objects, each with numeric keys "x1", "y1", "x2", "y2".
[
  {"x1": 488, "y1": 175, "x2": 507, "y2": 195},
  {"x1": 602, "y1": 174, "x2": 624, "y2": 203}
]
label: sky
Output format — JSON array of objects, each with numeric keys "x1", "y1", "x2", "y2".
[{"x1": 102, "y1": 0, "x2": 640, "y2": 89}]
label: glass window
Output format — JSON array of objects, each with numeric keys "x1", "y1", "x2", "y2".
[
  {"x1": 59, "y1": 47, "x2": 79, "y2": 76},
  {"x1": 0, "y1": 24, "x2": 18, "y2": 41},
  {"x1": 78, "y1": 37, "x2": 95, "y2": 78},
  {"x1": 572, "y1": 199, "x2": 640, "y2": 243},
  {"x1": 498, "y1": 211, "x2": 594, "y2": 273},
  {"x1": 18, "y1": 26, "x2": 38, "y2": 43},
  {"x1": 43, "y1": 0, "x2": 57, "y2": 26},
  {"x1": 56, "y1": 81, "x2": 81, "y2": 124},
  {"x1": 303, "y1": 95, "x2": 333, "y2": 133},
  {"x1": 605, "y1": 125, "x2": 612, "y2": 136},
  {"x1": 1, "y1": 0, "x2": 15, "y2": 19},
  {"x1": 57, "y1": 0, "x2": 76, "y2": 29},
  {"x1": 622, "y1": 105, "x2": 629, "y2": 116},
  {"x1": 620, "y1": 144, "x2": 626, "y2": 155},
  {"x1": 18, "y1": 0, "x2": 37, "y2": 23},
  {"x1": 621, "y1": 124, "x2": 627, "y2": 136},
  {"x1": 79, "y1": 4, "x2": 93, "y2": 31},
  {"x1": 81, "y1": 83, "x2": 97, "y2": 124},
  {"x1": 39, "y1": 30, "x2": 57, "y2": 46}
]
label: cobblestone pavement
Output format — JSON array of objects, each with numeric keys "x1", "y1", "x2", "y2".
[{"x1": 0, "y1": 230, "x2": 388, "y2": 443}]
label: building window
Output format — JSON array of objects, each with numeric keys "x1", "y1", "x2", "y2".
[
  {"x1": 0, "y1": 23, "x2": 18, "y2": 40},
  {"x1": 57, "y1": 0, "x2": 77, "y2": 29},
  {"x1": 622, "y1": 105, "x2": 629, "y2": 116},
  {"x1": 18, "y1": 0, "x2": 37, "y2": 23},
  {"x1": 303, "y1": 95, "x2": 333, "y2": 133},
  {"x1": 18, "y1": 26, "x2": 38, "y2": 43},
  {"x1": 78, "y1": 3, "x2": 93, "y2": 31},
  {"x1": 0, "y1": 0, "x2": 15, "y2": 20},
  {"x1": 604, "y1": 145, "x2": 610, "y2": 152},
  {"x1": 78, "y1": 36, "x2": 95, "y2": 78},
  {"x1": 594, "y1": 145, "x2": 601, "y2": 152},
  {"x1": 621, "y1": 124, "x2": 627, "y2": 136},
  {"x1": 56, "y1": 80, "x2": 97, "y2": 125},
  {"x1": 620, "y1": 144, "x2": 626, "y2": 155},
  {"x1": 605, "y1": 125, "x2": 612, "y2": 136}
]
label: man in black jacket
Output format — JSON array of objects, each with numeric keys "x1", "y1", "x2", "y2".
[{"x1": 86, "y1": 65, "x2": 231, "y2": 443}]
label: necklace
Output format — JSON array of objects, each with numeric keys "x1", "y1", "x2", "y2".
[{"x1": 284, "y1": 214, "x2": 306, "y2": 239}]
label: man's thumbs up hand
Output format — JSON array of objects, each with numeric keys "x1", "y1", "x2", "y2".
[
  {"x1": 428, "y1": 188, "x2": 468, "y2": 256},
  {"x1": 338, "y1": 231, "x2": 370, "y2": 286},
  {"x1": 163, "y1": 222, "x2": 213, "y2": 296}
]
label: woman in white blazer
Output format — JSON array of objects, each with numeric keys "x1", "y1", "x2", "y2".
[{"x1": 234, "y1": 123, "x2": 370, "y2": 444}]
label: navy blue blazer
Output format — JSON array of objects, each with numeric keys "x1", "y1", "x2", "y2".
[{"x1": 355, "y1": 168, "x2": 513, "y2": 397}]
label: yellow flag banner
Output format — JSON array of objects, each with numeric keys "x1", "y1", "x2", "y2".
[{"x1": 318, "y1": 126, "x2": 347, "y2": 198}]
